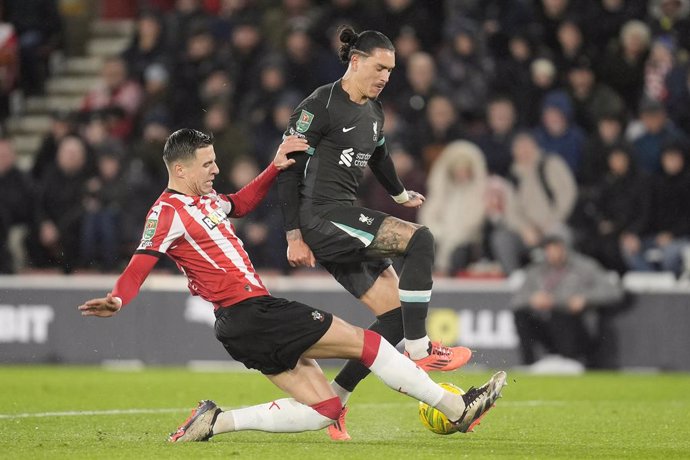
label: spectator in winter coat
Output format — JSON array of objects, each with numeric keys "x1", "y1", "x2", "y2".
[
  {"x1": 418, "y1": 140, "x2": 487, "y2": 275},
  {"x1": 490, "y1": 132, "x2": 577, "y2": 274}
]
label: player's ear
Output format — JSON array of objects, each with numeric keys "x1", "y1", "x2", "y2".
[
  {"x1": 173, "y1": 162, "x2": 186, "y2": 178},
  {"x1": 350, "y1": 53, "x2": 361, "y2": 71}
]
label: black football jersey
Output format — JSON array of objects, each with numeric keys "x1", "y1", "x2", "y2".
[{"x1": 285, "y1": 79, "x2": 386, "y2": 206}]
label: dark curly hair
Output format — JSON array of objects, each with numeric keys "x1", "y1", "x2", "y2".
[{"x1": 337, "y1": 25, "x2": 394, "y2": 64}]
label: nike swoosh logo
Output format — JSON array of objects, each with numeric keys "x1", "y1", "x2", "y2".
[{"x1": 342, "y1": 126, "x2": 356, "y2": 132}]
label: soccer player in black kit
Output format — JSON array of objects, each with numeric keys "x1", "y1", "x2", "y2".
[{"x1": 278, "y1": 26, "x2": 472, "y2": 440}]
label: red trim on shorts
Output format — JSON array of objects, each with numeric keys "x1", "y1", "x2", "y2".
[
  {"x1": 360, "y1": 329, "x2": 382, "y2": 368},
  {"x1": 311, "y1": 396, "x2": 341, "y2": 420}
]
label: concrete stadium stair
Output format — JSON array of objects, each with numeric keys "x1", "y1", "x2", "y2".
[{"x1": 8, "y1": 19, "x2": 134, "y2": 166}]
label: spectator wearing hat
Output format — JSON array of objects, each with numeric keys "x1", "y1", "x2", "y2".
[
  {"x1": 533, "y1": 90, "x2": 587, "y2": 177},
  {"x1": 629, "y1": 96, "x2": 688, "y2": 173},
  {"x1": 511, "y1": 232, "x2": 624, "y2": 367},
  {"x1": 621, "y1": 143, "x2": 690, "y2": 276}
]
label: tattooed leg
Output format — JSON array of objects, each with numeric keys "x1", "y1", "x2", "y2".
[{"x1": 367, "y1": 217, "x2": 421, "y2": 258}]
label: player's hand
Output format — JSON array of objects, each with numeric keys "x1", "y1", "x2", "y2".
[
  {"x1": 274, "y1": 135, "x2": 309, "y2": 170},
  {"x1": 78, "y1": 293, "x2": 122, "y2": 318},
  {"x1": 287, "y1": 239, "x2": 316, "y2": 268},
  {"x1": 401, "y1": 190, "x2": 425, "y2": 208}
]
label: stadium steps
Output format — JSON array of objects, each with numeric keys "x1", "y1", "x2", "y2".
[
  {"x1": 45, "y1": 76, "x2": 102, "y2": 95},
  {"x1": 8, "y1": 19, "x2": 134, "y2": 164},
  {"x1": 6, "y1": 115, "x2": 53, "y2": 134},
  {"x1": 87, "y1": 37, "x2": 130, "y2": 58},
  {"x1": 90, "y1": 19, "x2": 135, "y2": 37},
  {"x1": 62, "y1": 56, "x2": 104, "y2": 75},
  {"x1": 24, "y1": 95, "x2": 83, "y2": 113}
]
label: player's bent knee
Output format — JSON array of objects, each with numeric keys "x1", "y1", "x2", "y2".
[
  {"x1": 311, "y1": 396, "x2": 342, "y2": 421},
  {"x1": 406, "y1": 226, "x2": 434, "y2": 255}
]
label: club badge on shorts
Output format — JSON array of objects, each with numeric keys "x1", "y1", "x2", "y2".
[{"x1": 311, "y1": 310, "x2": 324, "y2": 322}]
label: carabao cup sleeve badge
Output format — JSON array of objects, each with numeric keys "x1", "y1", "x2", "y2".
[
  {"x1": 296, "y1": 109, "x2": 314, "y2": 133},
  {"x1": 143, "y1": 218, "x2": 158, "y2": 240}
]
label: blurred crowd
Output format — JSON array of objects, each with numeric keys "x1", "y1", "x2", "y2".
[{"x1": 1, "y1": 0, "x2": 690, "y2": 279}]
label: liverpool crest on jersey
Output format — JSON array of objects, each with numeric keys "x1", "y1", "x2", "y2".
[
  {"x1": 296, "y1": 110, "x2": 314, "y2": 133},
  {"x1": 372, "y1": 121, "x2": 378, "y2": 142}
]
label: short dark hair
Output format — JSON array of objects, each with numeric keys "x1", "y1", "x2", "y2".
[
  {"x1": 163, "y1": 129, "x2": 213, "y2": 167},
  {"x1": 337, "y1": 25, "x2": 394, "y2": 63}
]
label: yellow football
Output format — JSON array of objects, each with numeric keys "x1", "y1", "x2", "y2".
[{"x1": 418, "y1": 382, "x2": 464, "y2": 435}]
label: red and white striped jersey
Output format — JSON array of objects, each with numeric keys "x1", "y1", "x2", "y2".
[{"x1": 136, "y1": 189, "x2": 269, "y2": 307}]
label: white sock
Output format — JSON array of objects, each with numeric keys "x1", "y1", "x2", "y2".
[
  {"x1": 367, "y1": 336, "x2": 443, "y2": 406},
  {"x1": 212, "y1": 398, "x2": 333, "y2": 434},
  {"x1": 367, "y1": 337, "x2": 465, "y2": 421},
  {"x1": 331, "y1": 381, "x2": 351, "y2": 406},
  {"x1": 404, "y1": 335, "x2": 431, "y2": 359}
]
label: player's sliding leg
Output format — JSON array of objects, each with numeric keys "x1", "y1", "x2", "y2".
[{"x1": 169, "y1": 319, "x2": 505, "y2": 442}]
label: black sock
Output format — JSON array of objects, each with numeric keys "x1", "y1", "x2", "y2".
[
  {"x1": 333, "y1": 307, "x2": 404, "y2": 392},
  {"x1": 399, "y1": 227, "x2": 434, "y2": 340}
]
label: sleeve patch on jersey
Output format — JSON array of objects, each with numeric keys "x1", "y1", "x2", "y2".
[
  {"x1": 143, "y1": 218, "x2": 158, "y2": 240},
  {"x1": 377, "y1": 136, "x2": 386, "y2": 147},
  {"x1": 296, "y1": 109, "x2": 315, "y2": 133},
  {"x1": 306, "y1": 146, "x2": 315, "y2": 156}
]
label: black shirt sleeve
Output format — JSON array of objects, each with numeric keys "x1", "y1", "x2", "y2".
[
  {"x1": 277, "y1": 96, "x2": 329, "y2": 231},
  {"x1": 368, "y1": 139, "x2": 405, "y2": 197},
  {"x1": 277, "y1": 151, "x2": 309, "y2": 230}
]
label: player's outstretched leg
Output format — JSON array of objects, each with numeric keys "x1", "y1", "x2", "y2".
[{"x1": 398, "y1": 226, "x2": 472, "y2": 371}]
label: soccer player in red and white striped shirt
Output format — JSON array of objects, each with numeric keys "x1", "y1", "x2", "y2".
[{"x1": 78, "y1": 129, "x2": 505, "y2": 442}]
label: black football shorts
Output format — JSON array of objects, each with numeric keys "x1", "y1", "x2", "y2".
[
  {"x1": 299, "y1": 205, "x2": 392, "y2": 298},
  {"x1": 214, "y1": 295, "x2": 333, "y2": 375}
]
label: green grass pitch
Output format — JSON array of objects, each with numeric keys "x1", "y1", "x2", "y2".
[{"x1": 1, "y1": 366, "x2": 689, "y2": 459}]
